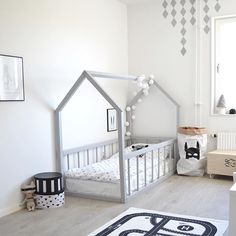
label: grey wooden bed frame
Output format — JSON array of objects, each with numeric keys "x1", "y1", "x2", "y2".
[{"x1": 55, "y1": 71, "x2": 180, "y2": 203}]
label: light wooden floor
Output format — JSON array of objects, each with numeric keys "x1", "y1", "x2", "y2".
[{"x1": 0, "y1": 175, "x2": 232, "y2": 236}]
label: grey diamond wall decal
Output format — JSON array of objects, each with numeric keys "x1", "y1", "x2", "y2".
[
  {"x1": 161, "y1": 0, "x2": 222, "y2": 55},
  {"x1": 171, "y1": 9, "x2": 177, "y2": 17},
  {"x1": 181, "y1": 18, "x2": 187, "y2": 25},
  {"x1": 181, "y1": 38, "x2": 187, "y2": 45},
  {"x1": 180, "y1": 0, "x2": 186, "y2": 6},
  {"x1": 162, "y1": 0, "x2": 168, "y2": 8},
  {"x1": 190, "y1": 6, "x2": 196, "y2": 15},
  {"x1": 203, "y1": 5, "x2": 209, "y2": 13},
  {"x1": 215, "y1": 2, "x2": 221, "y2": 12},
  {"x1": 181, "y1": 47, "x2": 187, "y2": 56},
  {"x1": 171, "y1": 19, "x2": 177, "y2": 27},
  {"x1": 190, "y1": 17, "x2": 196, "y2": 25},
  {"x1": 171, "y1": 0, "x2": 176, "y2": 7},
  {"x1": 163, "y1": 10, "x2": 168, "y2": 18},
  {"x1": 181, "y1": 28, "x2": 186, "y2": 36},
  {"x1": 181, "y1": 8, "x2": 186, "y2": 16},
  {"x1": 204, "y1": 15, "x2": 210, "y2": 24},
  {"x1": 189, "y1": 0, "x2": 196, "y2": 25},
  {"x1": 204, "y1": 25, "x2": 210, "y2": 34}
]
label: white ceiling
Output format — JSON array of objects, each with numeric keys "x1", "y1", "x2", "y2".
[{"x1": 119, "y1": 0, "x2": 148, "y2": 5}]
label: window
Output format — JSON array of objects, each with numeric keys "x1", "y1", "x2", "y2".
[{"x1": 212, "y1": 16, "x2": 236, "y2": 115}]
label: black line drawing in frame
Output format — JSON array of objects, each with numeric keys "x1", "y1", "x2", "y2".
[{"x1": 107, "y1": 108, "x2": 117, "y2": 132}]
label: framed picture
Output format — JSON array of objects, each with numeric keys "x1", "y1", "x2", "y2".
[
  {"x1": 0, "y1": 54, "x2": 25, "y2": 101},
  {"x1": 107, "y1": 108, "x2": 117, "y2": 132}
]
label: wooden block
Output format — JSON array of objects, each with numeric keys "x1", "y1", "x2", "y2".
[{"x1": 207, "y1": 150, "x2": 236, "y2": 176}]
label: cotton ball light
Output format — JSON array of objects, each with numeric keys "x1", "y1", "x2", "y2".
[
  {"x1": 149, "y1": 74, "x2": 155, "y2": 80},
  {"x1": 126, "y1": 106, "x2": 131, "y2": 112},
  {"x1": 138, "y1": 98, "x2": 142, "y2": 103},
  {"x1": 131, "y1": 115, "x2": 136, "y2": 120},
  {"x1": 126, "y1": 131, "x2": 131, "y2": 136},
  {"x1": 138, "y1": 82, "x2": 143, "y2": 88},
  {"x1": 125, "y1": 121, "x2": 130, "y2": 127},
  {"x1": 143, "y1": 89, "x2": 149, "y2": 96},
  {"x1": 132, "y1": 105, "x2": 136, "y2": 110},
  {"x1": 149, "y1": 79, "x2": 154, "y2": 85},
  {"x1": 133, "y1": 91, "x2": 138, "y2": 96},
  {"x1": 137, "y1": 74, "x2": 145, "y2": 82},
  {"x1": 142, "y1": 83, "x2": 149, "y2": 89}
]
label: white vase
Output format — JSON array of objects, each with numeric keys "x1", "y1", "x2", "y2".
[{"x1": 216, "y1": 107, "x2": 226, "y2": 114}]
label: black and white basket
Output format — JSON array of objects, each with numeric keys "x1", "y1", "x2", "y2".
[{"x1": 34, "y1": 172, "x2": 64, "y2": 208}]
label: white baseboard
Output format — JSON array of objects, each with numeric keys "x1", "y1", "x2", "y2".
[{"x1": 0, "y1": 205, "x2": 22, "y2": 218}]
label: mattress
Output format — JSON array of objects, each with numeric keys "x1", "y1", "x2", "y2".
[{"x1": 65, "y1": 144, "x2": 173, "y2": 194}]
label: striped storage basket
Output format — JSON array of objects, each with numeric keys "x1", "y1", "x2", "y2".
[{"x1": 34, "y1": 172, "x2": 64, "y2": 208}]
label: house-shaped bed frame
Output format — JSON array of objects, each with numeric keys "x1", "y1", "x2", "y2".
[{"x1": 55, "y1": 70, "x2": 180, "y2": 203}]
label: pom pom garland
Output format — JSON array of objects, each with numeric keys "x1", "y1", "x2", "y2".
[{"x1": 125, "y1": 73, "x2": 154, "y2": 131}]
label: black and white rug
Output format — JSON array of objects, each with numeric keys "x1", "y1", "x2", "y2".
[{"x1": 89, "y1": 208, "x2": 228, "y2": 236}]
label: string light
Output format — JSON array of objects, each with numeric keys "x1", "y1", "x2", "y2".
[
  {"x1": 126, "y1": 106, "x2": 131, "y2": 112},
  {"x1": 149, "y1": 79, "x2": 154, "y2": 85},
  {"x1": 125, "y1": 74, "x2": 155, "y2": 135}
]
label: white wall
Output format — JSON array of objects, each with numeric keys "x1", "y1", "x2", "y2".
[
  {"x1": 62, "y1": 78, "x2": 129, "y2": 149},
  {"x1": 127, "y1": 82, "x2": 177, "y2": 137},
  {"x1": 128, "y1": 0, "x2": 196, "y2": 136},
  {"x1": 127, "y1": 0, "x2": 236, "y2": 137},
  {"x1": 0, "y1": 0, "x2": 128, "y2": 217}
]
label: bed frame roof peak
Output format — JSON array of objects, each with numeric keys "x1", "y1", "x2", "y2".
[{"x1": 55, "y1": 70, "x2": 138, "y2": 113}]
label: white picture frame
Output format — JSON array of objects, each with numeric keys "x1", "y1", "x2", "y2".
[{"x1": 0, "y1": 54, "x2": 25, "y2": 101}]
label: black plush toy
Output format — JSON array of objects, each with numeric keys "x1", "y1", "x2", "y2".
[
  {"x1": 132, "y1": 144, "x2": 149, "y2": 157},
  {"x1": 184, "y1": 142, "x2": 200, "y2": 160}
]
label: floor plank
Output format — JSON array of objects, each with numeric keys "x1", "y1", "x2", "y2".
[{"x1": 0, "y1": 175, "x2": 232, "y2": 236}]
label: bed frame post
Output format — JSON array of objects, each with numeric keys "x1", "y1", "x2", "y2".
[
  {"x1": 55, "y1": 72, "x2": 87, "y2": 173},
  {"x1": 117, "y1": 110, "x2": 126, "y2": 203},
  {"x1": 55, "y1": 111, "x2": 63, "y2": 173}
]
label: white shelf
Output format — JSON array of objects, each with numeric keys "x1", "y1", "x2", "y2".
[{"x1": 211, "y1": 113, "x2": 236, "y2": 117}]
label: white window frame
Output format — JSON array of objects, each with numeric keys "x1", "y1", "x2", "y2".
[{"x1": 211, "y1": 15, "x2": 236, "y2": 116}]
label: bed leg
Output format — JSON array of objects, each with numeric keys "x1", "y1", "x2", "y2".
[{"x1": 209, "y1": 174, "x2": 215, "y2": 179}]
